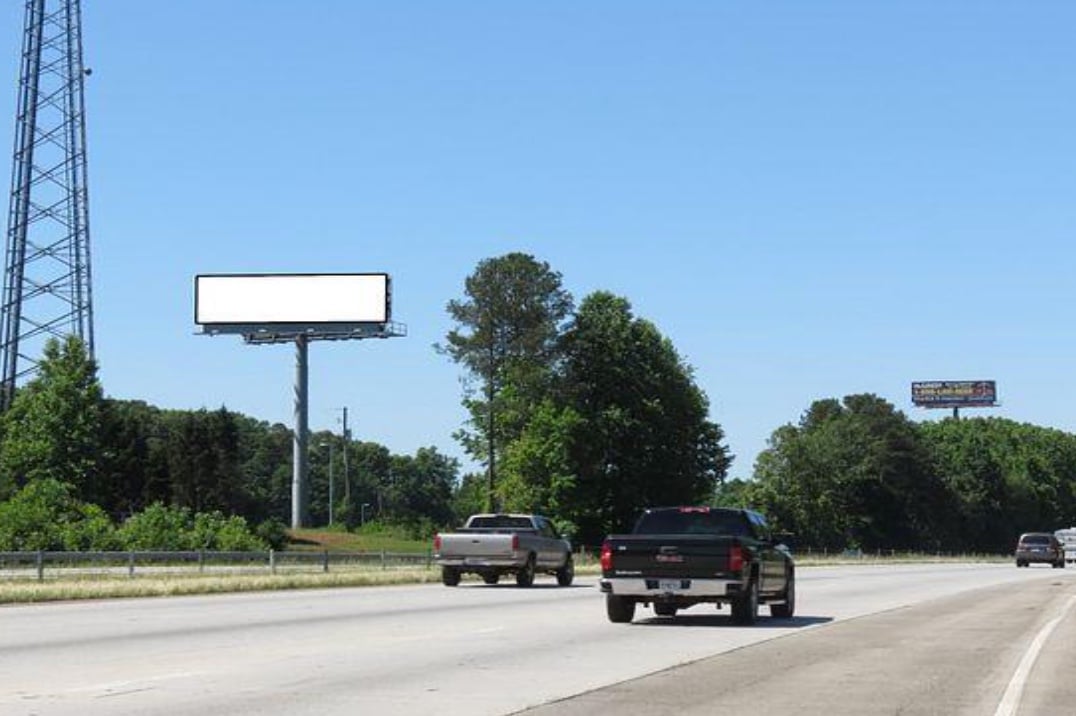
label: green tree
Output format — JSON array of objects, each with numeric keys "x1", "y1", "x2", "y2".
[
  {"x1": 96, "y1": 399, "x2": 170, "y2": 519},
  {"x1": 555, "y1": 292, "x2": 731, "y2": 546},
  {"x1": 236, "y1": 418, "x2": 293, "y2": 524},
  {"x1": 920, "y1": 417, "x2": 1076, "y2": 552},
  {"x1": 440, "y1": 253, "x2": 573, "y2": 511},
  {"x1": 451, "y1": 472, "x2": 488, "y2": 523},
  {"x1": 164, "y1": 407, "x2": 243, "y2": 515},
  {"x1": 498, "y1": 400, "x2": 581, "y2": 527},
  {"x1": 344, "y1": 441, "x2": 393, "y2": 528},
  {"x1": 0, "y1": 336, "x2": 104, "y2": 501},
  {"x1": 751, "y1": 394, "x2": 949, "y2": 551},
  {"x1": 384, "y1": 447, "x2": 459, "y2": 535}
]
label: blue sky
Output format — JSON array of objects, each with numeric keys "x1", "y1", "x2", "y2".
[{"x1": 2, "y1": 1, "x2": 1074, "y2": 479}]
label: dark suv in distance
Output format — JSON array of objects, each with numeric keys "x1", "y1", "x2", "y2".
[{"x1": 1015, "y1": 533, "x2": 1066, "y2": 568}]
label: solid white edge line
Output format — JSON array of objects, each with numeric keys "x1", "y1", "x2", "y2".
[{"x1": 993, "y1": 593, "x2": 1076, "y2": 716}]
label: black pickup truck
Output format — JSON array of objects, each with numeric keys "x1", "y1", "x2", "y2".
[{"x1": 599, "y1": 506, "x2": 795, "y2": 624}]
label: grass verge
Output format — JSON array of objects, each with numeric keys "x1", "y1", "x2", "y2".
[{"x1": 0, "y1": 567, "x2": 443, "y2": 604}]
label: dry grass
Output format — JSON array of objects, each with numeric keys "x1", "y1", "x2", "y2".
[
  {"x1": 0, "y1": 562, "x2": 605, "y2": 604},
  {"x1": 0, "y1": 567, "x2": 443, "y2": 604}
]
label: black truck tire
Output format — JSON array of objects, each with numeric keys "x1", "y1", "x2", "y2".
[
  {"x1": 606, "y1": 594, "x2": 636, "y2": 623},
  {"x1": 770, "y1": 570, "x2": 796, "y2": 618},
  {"x1": 441, "y1": 566, "x2": 461, "y2": 587},
  {"x1": 731, "y1": 575, "x2": 759, "y2": 625}
]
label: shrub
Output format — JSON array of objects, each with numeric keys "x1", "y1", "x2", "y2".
[
  {"x1": 117, "y1": 503, "x2": 267, "y2": 551},
  {"x1": 117, "y1": 503, "x2": 192, "y2": 550},
  {"x1": 0, "y1": 478, "x2": 119, "y2": 550},
  {"x1": 256, "y1": 518, "x2": 289, "y2": 550}
]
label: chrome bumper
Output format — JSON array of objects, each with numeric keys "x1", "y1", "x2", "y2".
[{"x1": 600, "y1": 577, "x2": 737, "y2": 597}]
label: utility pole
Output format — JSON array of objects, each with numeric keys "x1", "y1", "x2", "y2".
[
  {"x1": 340, "y1": 406, "x2": 351, "y2": 502},
  {"x1": 1, "y1": 0, "x2": 95, "y2": 409},
  {"x1": 320, "y1": 440, "x2": 334, "y2": 526}
]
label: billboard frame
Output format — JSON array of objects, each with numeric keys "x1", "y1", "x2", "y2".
[{"x1": 194, "y1": 272, "x2": 404, "y2": 344}]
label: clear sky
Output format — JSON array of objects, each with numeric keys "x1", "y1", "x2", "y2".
[{"x1": 2, "y1": 1, "x2": 1074, "y2": 479}]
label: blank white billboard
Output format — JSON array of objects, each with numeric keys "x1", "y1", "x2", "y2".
[{"x1": 195, "y1": 273, "x2": 390, "y2": 325}]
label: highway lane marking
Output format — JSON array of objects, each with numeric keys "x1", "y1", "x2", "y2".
[{"x1": 993, "y1": 592, "x2": 1076, "y2": 716}]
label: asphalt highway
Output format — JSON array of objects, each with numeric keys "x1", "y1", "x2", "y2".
[{"x1": 1, "y1": 563, "x2": 1072, "y2": 715}]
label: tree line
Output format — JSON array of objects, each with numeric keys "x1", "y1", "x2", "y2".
[
  {"x1": 1, "y1": 253, "x2": 1073, "y2": 555},
  {"x1": 720, "y1": 393, "x2": 1076, "y2": 554},
  {"x1": 0, "y1": 337, "x2": 461, "y2": 550}
]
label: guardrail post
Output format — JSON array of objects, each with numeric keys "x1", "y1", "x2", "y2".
[
  {"x1": 36, "y1": 550, "x2": 44, "y2": 581},
  {"x1": 322, "y1": 550, "x2": 329, "y2": 573},
  {"x1": 381, "y1": 549, "x2": 387, "y2": 570},
  {"x1": 269, "y1": 549, "x2": 276, "y2": 574},
  {"x1": 128, "y1": 552, "x2": 135, "y2": 578}
]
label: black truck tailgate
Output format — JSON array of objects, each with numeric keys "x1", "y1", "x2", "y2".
[{"x1": 604, "y1": 534, "x2": 736, "y2": 579}]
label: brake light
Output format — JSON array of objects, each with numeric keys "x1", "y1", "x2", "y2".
[
  {"x1": 433, "y1": 534, "x2": 442, "y2": 552},
  {"x1": 729, "y1": 544, "x2": 744, "y2": 572},
  {"x1": 600, "y1": 541, "x2": 614, "y2": 571},
  {"x1": 512, "y1": 534, "x2": 520, "y2": 551}
]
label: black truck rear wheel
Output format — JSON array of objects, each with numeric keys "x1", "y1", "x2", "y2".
[
  {"x1": 731, "y1": 576, "x2": 758, "y2": 625},
  {"x1": 606, "y1": 594, "x2": 636, "y2": 623},
  {"x1": 770, "y1": 571, "x2": 796, "y2": 619}
]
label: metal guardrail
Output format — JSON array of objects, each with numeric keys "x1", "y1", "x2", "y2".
[{"x1": 0, "y1": 550, "x2": 434, "y2": 581}]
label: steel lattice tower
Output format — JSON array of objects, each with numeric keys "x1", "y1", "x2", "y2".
[{"x1": 0, "y1": 0, "x2": 94, "y2": 409}]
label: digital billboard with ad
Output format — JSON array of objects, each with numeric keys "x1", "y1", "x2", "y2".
[{"x1": 911, "y1": 380, "x2": 997, "y2": 409}]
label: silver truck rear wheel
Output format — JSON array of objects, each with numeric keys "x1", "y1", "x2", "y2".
[
  {"x1": 515, "y1": 555, "x2": 536, "y2": 587},
  {"x1": 556, "y1": 554, "x2": 574, "y2": 586}
]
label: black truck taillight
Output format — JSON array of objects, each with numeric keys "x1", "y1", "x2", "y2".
[
  {"x1": 729, "y1": 544, "x2": 744, "y2": 572},
  {"x1": 600, "y1": 540, "x2": 614, "y2": 571}
]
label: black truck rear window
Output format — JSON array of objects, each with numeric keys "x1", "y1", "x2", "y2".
[{"x1": 634, "y1": 509, "x2": 751, "y2": 537}]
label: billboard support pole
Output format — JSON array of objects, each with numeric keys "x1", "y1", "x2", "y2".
[{"x1": 292, "y1": 334, "x2": 309, "y2": 528}]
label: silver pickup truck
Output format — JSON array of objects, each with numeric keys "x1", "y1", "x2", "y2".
[{"x1": 433, "y1": 513, "x2": 574, "y2": 587}]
